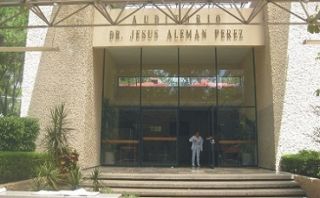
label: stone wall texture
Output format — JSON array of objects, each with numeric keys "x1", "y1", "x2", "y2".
[
  {"x1": 256, "y1": 2, "x2": 320, "y2": 170},
  {"x1": 274, "y1": 3, "x2": 320, "y2": 170},
  {"x1": 256, "y1": 2, "x2": 291, "y2": 170},
  {"x1": 21, "y1": 6, "x2": 52, "y2": 117},
  {"x1": 24, "y1": 5, "x2": 101, "y2": 167}
]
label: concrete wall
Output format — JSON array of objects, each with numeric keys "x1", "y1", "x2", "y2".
[
  {"x1": 275, "y1": 3, "x2": 320, "y2": 170},
  {"x1": 255, "y1": 2, "x2": 292, "y2": 169},
  {"x1": 264, "y1": 2, "x2": 291, "y2": 170},
  {"x1": 295, "y1": 175, "x2": 320, "y2": 198},
  {"x1": 21, "y1": 6, "x2": 52, "y2": 117},
  {"x1": 26, "y1": 5, "x2": 102, "y2": 168},
  {"x1": 255, "y1": 45, "x2": 276, "y2": 169},
  {"x1": 256, "y1": 2, "x2": 320, "y2": 170}
]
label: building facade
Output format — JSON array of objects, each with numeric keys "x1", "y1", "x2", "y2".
[{"x1": 21, "y1": 1, "x2": 320, "y2": 170}]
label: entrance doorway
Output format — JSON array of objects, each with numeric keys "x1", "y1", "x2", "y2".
[
  {"x1": 100, "y1": 47, "x2": 258, "y2": 167},
  {"x1": 178, "y1": 108, "x2": 214, "y2": 166}
]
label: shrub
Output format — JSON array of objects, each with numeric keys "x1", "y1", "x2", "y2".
[
  {"x1": 67, "y1": 166, "x2": 82, "y2": 190},
  {"x1": 59, "y1": 149, "x2": 79, "y2": 174},
  {"x1": 0, "y1": 152, "x2": 48, "y2": 184},
  {"x1": 90, "y1": 168, "x2": 102, "y2": 192},
  {"x1": 281, "y1": 150, "x2": 320, "y2": 178},
  {"x1": 0, "y1": 116, "x2": 39, "y2": 151},
  {"x1": 35, "y1": 161, "x2": 61, "y2": 190}
]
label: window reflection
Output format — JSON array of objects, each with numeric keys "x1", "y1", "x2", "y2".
[
  {"x1": 142, "y1": 77, "x2": 178, "y2": 87},
  {"x1": 217, "y1": 47, "x2": 255, "y2": 106},
  {"x1": 141, "y1": 47, "x2": 178, "y2": 106},
  {"x1": 180, "y1": 47, "x2": 216, "y2": 106},
  {"x1": 142, "y1": 109, "x2": 177, "y2": 165},
  {"x1": 118, "y1": 77, "x2": 140, "y2": 87},
  {"x1": 217, "y1": 108, "x2": 257, "y2": 166},
  {"x1": 101, "y1": 108, "x2": 139, "y2": 165}
]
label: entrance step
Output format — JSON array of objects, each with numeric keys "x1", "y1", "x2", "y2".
[
  {"x1": 142, "y1": 197, "x2": 307, "y2": 198},
  {"x1": 97, "y1": 173, "x2": 294, "y2": 181},
  {"x1": 82, "y1": 180, "x2": 299, "y2": 189},
  {"x1": 109, "y1": 188, "x2": 305, "y2": 197},
  {"x1": 82, "y1": 170, "x2": 306, "y2": 197}
]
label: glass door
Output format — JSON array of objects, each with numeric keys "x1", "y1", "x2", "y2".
[
  {"x1": 141, "y1": 108, "x2": 177, "y2": 166},
  {"x1": 215, "y1": 47, "x2": 257, "y2": 167},
  {"x1": 101, "y1": 48, "x2": 140, "y2": 166},
  {"x1": 178, "y1": 108, "x2": 214, "y2": 166},
  {"x1": 101, "y1": 46, "x2": 258, "y2": 167},
  {"x1": 140, "y1": 47, "x2": 178, "y2": 166}
]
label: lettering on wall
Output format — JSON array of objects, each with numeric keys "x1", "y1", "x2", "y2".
[
  {"x1": 93, "y1": 10, "x2": 266, "y2": 47},
  {"x1": 130, "y1": 14, "x2": 222, "y2": 25},
  {"x1": 108, "y1": 14, "x2": 244, "y2": 43},
  {"x1": 109, "y1": 28, "x2": 244, "y2": 42}
]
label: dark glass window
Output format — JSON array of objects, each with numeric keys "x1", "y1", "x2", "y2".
[
  {"x1": 101, "y1": 47, "x2": 257, "y2": 167},
  {"x1": 141, "y1": 47, "x2": 178, "y2": 107},
  {"x1": 217, "y1": 47, "x2": 255, "y2": 106},
  {"x1": 101, "y1": 48, "x2": 140, "y2": 166},
  {"x1": 142, "y1": 109, "x2": 177, "y2": 165},
  {"x1": 179, "y1": 47, "x2": 216, "y2": 107}
]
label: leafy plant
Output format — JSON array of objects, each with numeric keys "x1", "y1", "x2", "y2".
[
  {"x1": 90, "y1": 168, "x2": 102, "y2": 192},
  {"x1": 43, "y1": 103, "x2": 73, "y2": 158},
  {"x1": 58, "y1": 149, "x2": 79, "y2": 174},
  {"x1": 0, "y1": 7, "x2": 28, "y2": 116},
  {"x1": 281, "y1": 150, "x2": 320, "y2": 178},
  {"x1": 307, "y1": 7, "x2": 320, "y2": 34},
  {"x1": 0, "y1": 116, "x2": 39, "y2": 151},
  {"x1": 100, "y1": 187, "x2": 113, "y2": 193},
  {"x1": 43, "y1": 103, "x2": 76, "y2": 172},
  {"x1": 36, "y1": 161, "x2": 61, "y2": 190},
  {"x1": 0, "y1": 152, "x2": 48, "y2": 184},
  {"x1": 67, "y1": 166, "x2": 82, "y2": 190},
  {"x1": 32, "y1": 176, "x2": 46, "y2": 191},
  {"x1": 123, "y1": 193, "x2": 139, "y2": 198}
]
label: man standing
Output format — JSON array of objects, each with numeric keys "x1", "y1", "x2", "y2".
[{"x1": 189, "y1": 131, "x2": 203, "y2": 167}]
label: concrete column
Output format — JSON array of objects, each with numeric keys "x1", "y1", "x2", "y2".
[{"x1": 27, "y1": 5, "x2": 102, "y2": 168}]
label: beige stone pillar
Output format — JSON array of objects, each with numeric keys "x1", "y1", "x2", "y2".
[
  {"x1": 256, "y1": 3, "x2": 290, "y2": 170},
  {"x1": 28, "y1": 6, "x2": 103, "y2": 168}
]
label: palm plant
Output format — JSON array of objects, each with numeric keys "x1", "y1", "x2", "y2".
[
  {"x1": 43, "y1": 103, "x2": 74, "y2": 163},
  {"x1": 90, "y1": 168, "x2": 102, "y2": 192},
  {"x1": 32, "y1": 175, "x2": 46, "y2": 191},
  {"x1": 67, "y1": 166, "x2": 82, "y2": 190},
  {"x1": 36, "y1": 161, "x2": 60, "y2": 190},
  {"x1": 123, "y1": 193, "x2": 139, "y2": 198}
]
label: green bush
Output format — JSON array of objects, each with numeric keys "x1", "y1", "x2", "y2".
[
  {"x1": 0, "y1": 116, "x2": 39, "y2": 151},
  {"x1": 281, "y1": 150, "x2": 320, "y2": 178},
  {"x1": 0, "y1": 152, "x2": 48, "y2": 184}
]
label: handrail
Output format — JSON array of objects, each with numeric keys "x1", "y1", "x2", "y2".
[
  {"x1": 102, "y1": 139, "x2": 139, "y2": 144},
  {"x1": 219, "y1": 140, "x2": 255, "y2": 144},
  {"x1": 143, "y1": 136, "x2": 177, "y2": 141}
]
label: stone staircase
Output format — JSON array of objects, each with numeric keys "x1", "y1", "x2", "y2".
[{"x1": 83, "y1": 170, "x2": 307, "y2": 197}]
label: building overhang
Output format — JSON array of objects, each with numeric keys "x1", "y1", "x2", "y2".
[{"x1": 0, "y1": 0, "x2": 319, "y2": 28}]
